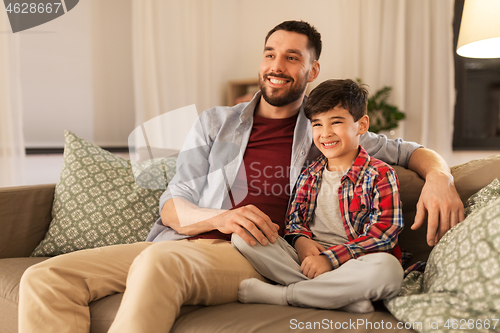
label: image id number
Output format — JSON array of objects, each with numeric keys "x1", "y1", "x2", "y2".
[
  {"x1": 6, "y1": 2, "x2": 62, "y2": 14},
  {"x1": 444, "y1": 319, "x2": 499, "y2": 330}
]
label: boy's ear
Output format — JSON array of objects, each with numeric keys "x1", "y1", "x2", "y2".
[
  {"x1": 357, "y1": 115, "x2": 369, "y2": 135},
  {"x1": 307, "y1": 61, "x2": 320, "y2": 83}
]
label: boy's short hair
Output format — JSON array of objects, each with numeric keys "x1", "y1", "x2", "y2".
[
  {"x1": 304, "y1": 79, "x2": 369, "y2": 121},
  {"x1": 265, "y1": 20, "x2": 322, "y2": 61}
]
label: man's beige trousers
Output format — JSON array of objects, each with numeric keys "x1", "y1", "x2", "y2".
[{"x1": 19, "y1": 239, "x2": 262, "y2": 333}]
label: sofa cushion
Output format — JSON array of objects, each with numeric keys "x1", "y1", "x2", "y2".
[
  {"x1": 171, "y1": 303, "x2": 417, "y2": 333},
  {"x1": 452, "y1": 153, "x2": 500, "y2": 203},
  {"x1": 392, "y1": 166, "x2": 429, "y2": 268},
  {"x1": 0, "y1": 257, "x2": 49, "y2": 333},
  {"x1": 31, "y1": 131, "x2": 175, "y2": 257}
]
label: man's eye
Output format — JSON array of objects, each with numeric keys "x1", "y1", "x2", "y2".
[{"x1": 288, "y1": 56, "x2": 297, "y2": 60}]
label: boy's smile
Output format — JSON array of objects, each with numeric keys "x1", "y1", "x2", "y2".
[{"x1": 311, "y1": 106, "x2": 369, "y2": 171}]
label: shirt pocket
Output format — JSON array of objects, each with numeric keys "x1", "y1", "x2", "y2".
[{"x1": 348, "y1": 194, "x2": 371, "y2": 227}]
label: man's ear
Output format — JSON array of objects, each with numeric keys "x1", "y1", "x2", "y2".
[
  {"x1": 357, "y1": 115, "x2": 369, "y2": 135},
  {"x1": 307, "y1": 61, "x2": 320, "y2": 83}
]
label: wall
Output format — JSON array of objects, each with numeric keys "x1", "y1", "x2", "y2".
[
  {"x1": 20, "y1": 0, "x2": 134, "y2": 148},
  {"x1": 19, "y1": 0, "x2": 500, "y2": 167}
]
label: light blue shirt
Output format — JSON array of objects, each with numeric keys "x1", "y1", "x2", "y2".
[{"x1": 146, "y1": 91, "x2": 422, "y2": 242}]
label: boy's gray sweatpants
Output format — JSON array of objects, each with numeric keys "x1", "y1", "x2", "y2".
[{"x1": 231, "y1": 234, "x2": 404, "y2": 309}]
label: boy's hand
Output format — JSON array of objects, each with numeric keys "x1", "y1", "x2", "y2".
[
  {"x1": 294, "y1": 237, "x2": 326, "y2": 262},
  {"x1": 301, "y1": 255, "x2": 333, "y2": 279}
]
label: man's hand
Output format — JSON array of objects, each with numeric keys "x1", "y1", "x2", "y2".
[
  {"x1": 214, "y1": 205, "x2": 279, "y2": 246},
  {"x1": 294, "y1": 237, "x2": 326, "y2": 263},
  {"x1": 412, "y1": 171, "x2": 465, "y2": 246},
  {"x1": 301, "y1": 255, "x2": 333, "y2": 279},
  {"x1": 161, "y1": 199, "x2": 278, "y2": 246}
]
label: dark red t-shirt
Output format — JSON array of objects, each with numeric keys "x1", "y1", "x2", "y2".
[{"x1": 190, "y1": 112, "x2": 297, "y2": 241}]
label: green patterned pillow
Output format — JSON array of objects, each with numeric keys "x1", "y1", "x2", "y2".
[
  {"x1": 464, "y1": 178, "x2": 500, "y2": 217},
  {"x1": 385, "y1": 194, "x2": 500, "y2": 332},
  {"x1": 31, "y1": 131, "x2": 176, "y2": 257}
]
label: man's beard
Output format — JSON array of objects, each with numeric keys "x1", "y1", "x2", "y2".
[{"x1": 259, "y1": 72, "x2": 308, "y2": 107}]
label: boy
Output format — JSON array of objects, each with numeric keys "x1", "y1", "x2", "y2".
[{"x1": 231, "y1": 79, "x2": 404, "y2": 313}]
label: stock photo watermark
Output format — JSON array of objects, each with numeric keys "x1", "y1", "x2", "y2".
[{"x1": 3, "y1": 0, "x2": 79, "y2": 33}]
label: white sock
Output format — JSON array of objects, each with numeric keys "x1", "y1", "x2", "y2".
[
  {"x1": 238, "y1": 278, "x2": 288, "y2": 306},
  {"x1": 339, "y1": 300, "x2": 374, "y2": 313}
]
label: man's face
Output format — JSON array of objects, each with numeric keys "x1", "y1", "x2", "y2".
[{"x1": 259, "y1": 30, "x2": 317, "y2": 107}]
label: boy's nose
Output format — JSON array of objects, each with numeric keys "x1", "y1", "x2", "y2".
[{"x1": 321, "y1": 130, "x2": 333, "y2": 138}]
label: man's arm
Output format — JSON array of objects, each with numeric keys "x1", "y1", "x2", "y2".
[
  {"x1": 161, "y1": 197, "x2": 279, "y2": 246},
  {"x1": 407, "y1": 147, "x2": 465, "y2": 246}
]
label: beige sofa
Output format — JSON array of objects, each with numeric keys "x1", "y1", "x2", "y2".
[{"x1": 1, "y1": 154, "x2": 500, "y2": 333}]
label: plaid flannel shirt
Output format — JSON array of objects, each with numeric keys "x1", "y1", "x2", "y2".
[{"x1": 284, "y1": 146, "x2": 405, "y2": 270}]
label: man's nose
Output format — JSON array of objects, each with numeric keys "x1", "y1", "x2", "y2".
[{"x1": 270, "y1": 57, "x2": 285, "y2": 73}]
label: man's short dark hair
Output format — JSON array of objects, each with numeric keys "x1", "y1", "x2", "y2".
[
  {"x1": 305, "y1": 79, "x2": 369, "y2": 122},
  {"x1": 265, "y1": 20, "x2": 322, "y2": 61}
]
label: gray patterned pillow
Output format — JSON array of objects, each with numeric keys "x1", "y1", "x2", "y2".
[
  {"x1": 385, "y1": 194, "x2": 500, "y2": 332},
  {"x1": 31, "y1": 131, "x2": 176, "y2": 257},
  {"x1": 464, "y1": 178, "x2": 500, "y2": 217}
]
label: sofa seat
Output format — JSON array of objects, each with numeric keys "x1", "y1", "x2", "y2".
[
  {"x1": 0, "y1": 258, "x2": 49, "y2": 333},
  {"x1": 0, "y1": 257, "x2": 414, "y2": 333}
]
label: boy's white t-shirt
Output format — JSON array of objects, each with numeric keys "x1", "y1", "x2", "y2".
[{"x1": 310, "y1": 167, "x2": 349, "y2": 249}]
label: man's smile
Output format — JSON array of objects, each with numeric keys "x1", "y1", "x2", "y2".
[{"x1": 265, "y1": 74, "x2": 292, "y2": 87}]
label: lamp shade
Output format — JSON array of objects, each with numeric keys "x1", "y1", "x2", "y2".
[{"x1": 457, "y1": 0, "x2": 500, "y2": 58}]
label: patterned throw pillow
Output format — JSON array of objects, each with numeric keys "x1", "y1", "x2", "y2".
[
  {"x1": 31, "y1": 131, "x2": 176, "y2": 257},
  {"x1": 385, "y1": 186, "x2": 500, "y2": 332},
  {"x1": 464, "y1": 178, "x2": 500, "y2": 217}
]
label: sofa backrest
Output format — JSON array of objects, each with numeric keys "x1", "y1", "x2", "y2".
[{"x1": 0, "y1": 184, "x2": 55, "y2": 258}]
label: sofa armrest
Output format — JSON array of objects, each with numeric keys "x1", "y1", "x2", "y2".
[{"x1": 0, "y1": 184, "x2": 55, "y2": 258}]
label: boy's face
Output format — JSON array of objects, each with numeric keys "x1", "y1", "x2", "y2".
[{"x1": 311, "y1": 106, "x2": 369, "y2": 171}]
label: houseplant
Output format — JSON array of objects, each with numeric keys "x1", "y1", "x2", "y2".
[{"x1": 358, "y1": 80, "x2": 406, "y2": 134}]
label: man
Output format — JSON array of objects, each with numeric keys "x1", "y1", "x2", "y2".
[{"x1": 19, "y1": 20, "x2": 464, "y2": 333}]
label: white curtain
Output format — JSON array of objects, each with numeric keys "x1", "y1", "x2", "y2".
[
  {"x1": 131, "y1": 0, "x2": 455, "y2": 161},
  {"x1": 132, "y1": 0, "x2": 215, "y2": 126},
  {"x1": 0, "y1": 9, "x2": 25, "y2": 187},
  {"x1": 331, "y1": 0, "x2": 455, "y2": 161}
]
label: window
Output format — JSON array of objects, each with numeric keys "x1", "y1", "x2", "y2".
[{"x1": 453, "y1": 0, "x2": 500, "y2": 150}]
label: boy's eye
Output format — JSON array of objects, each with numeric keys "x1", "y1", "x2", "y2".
[{"x1": 312, "y1": 123, "x2": 321, "y2": 127}]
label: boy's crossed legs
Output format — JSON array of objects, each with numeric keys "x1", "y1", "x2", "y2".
[{"x1": 231, "y1": 234, "x2": 403, "y2": 313}]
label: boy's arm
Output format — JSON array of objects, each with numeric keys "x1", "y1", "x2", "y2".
[
  {"x1": 294, "y1": 236, "x2": 325, "y2": 262},
  {"x1": 320, "y1": 167, "x2": 403, "y2": 269}
]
